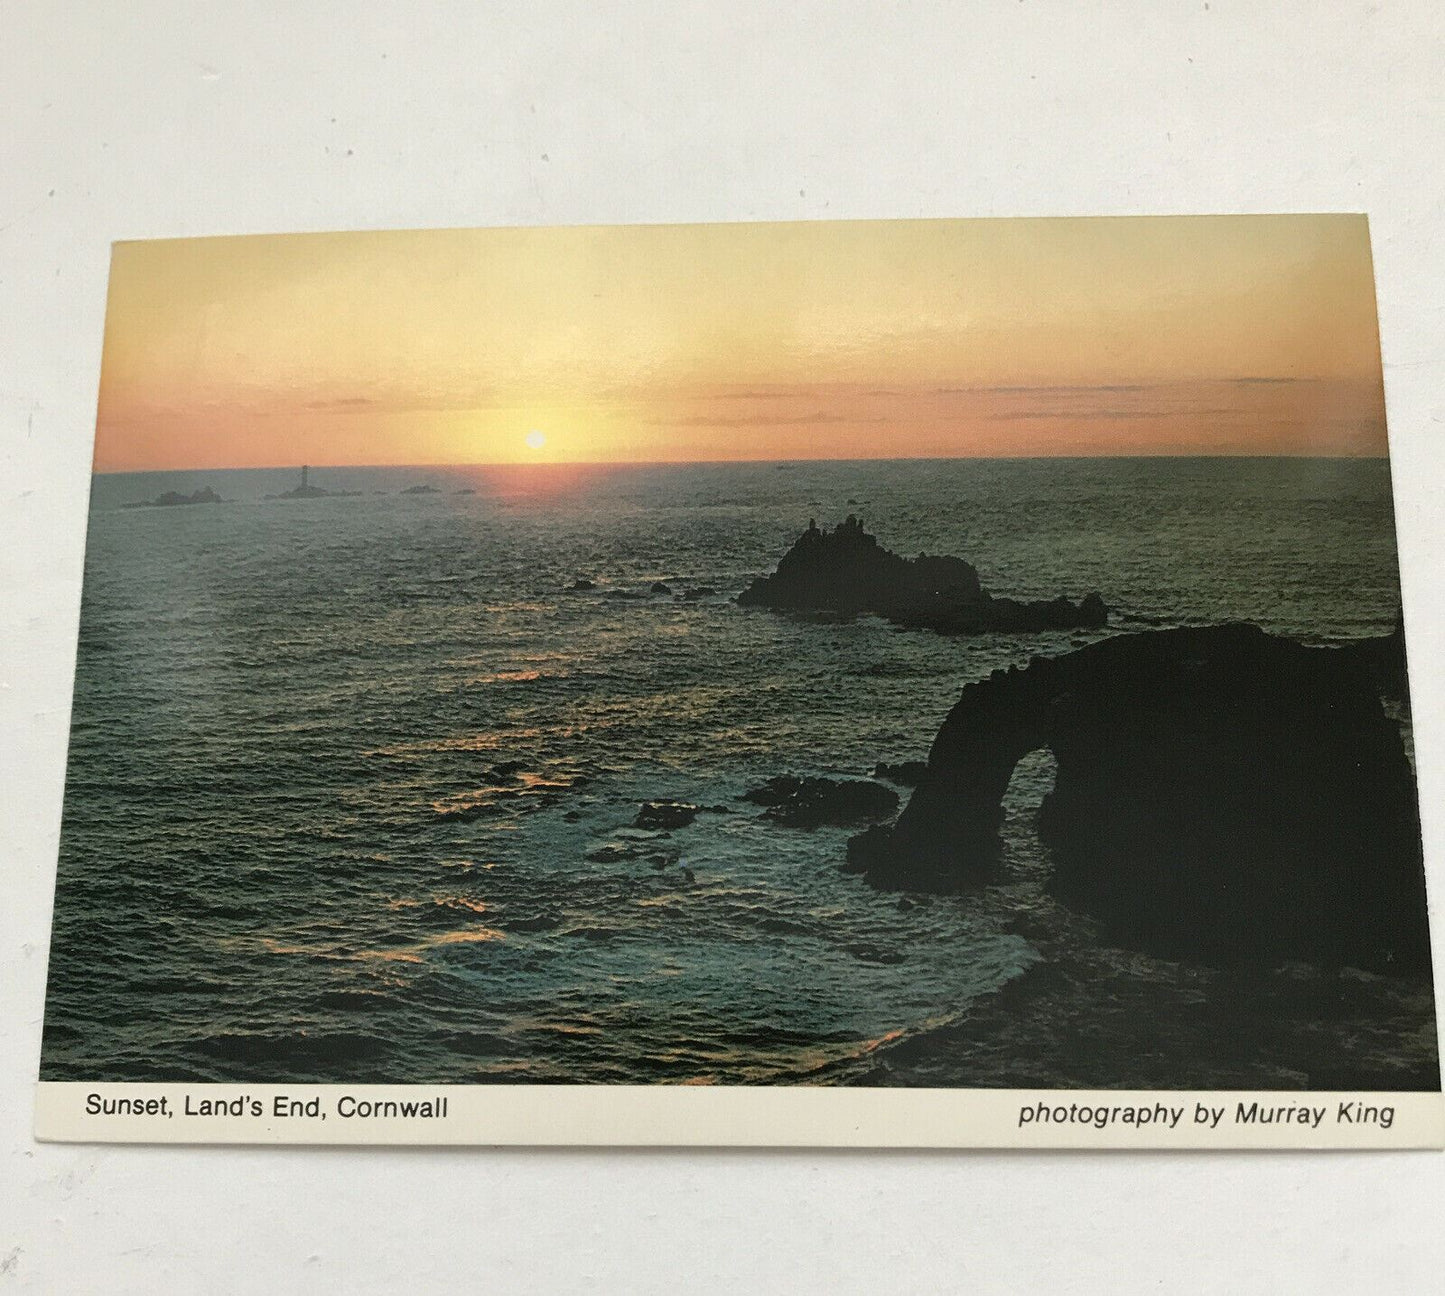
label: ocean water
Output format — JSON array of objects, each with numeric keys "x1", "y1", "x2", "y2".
[{"x1": 40, "y1": 458, "x2": 1438, "y2": 1087}]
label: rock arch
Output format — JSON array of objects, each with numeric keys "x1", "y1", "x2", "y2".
[{"x1": 848, "y1": 624, "x2": 1431, "y2": 975}]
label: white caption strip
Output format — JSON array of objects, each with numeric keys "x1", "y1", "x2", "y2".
[{"x1": 34, "y1": 1083, "x2": 1445, "y2": 1149}]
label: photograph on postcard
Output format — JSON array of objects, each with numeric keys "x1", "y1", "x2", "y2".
[{"x1": 36, "y1": 215, "x2": 1440, "y2": 1143}]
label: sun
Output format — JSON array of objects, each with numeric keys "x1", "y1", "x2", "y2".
[{"x1": 524, "y1": 429, "x2": 546, "y2": 450}]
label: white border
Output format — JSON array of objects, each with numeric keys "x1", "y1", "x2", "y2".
[{"x1": 35, "y1": 1083, "x2": 1445, "y2": 1149}]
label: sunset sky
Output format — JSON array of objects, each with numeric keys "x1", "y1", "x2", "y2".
[{"x1": 93, "y1": 215, "x2": 1389, "y2": 472}]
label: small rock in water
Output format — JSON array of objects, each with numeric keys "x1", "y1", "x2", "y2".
[
  {"x1": 650, "y1": 581, "x2": 672, "y2": 595},
  {"x1": 634, "y1": 801, "x2": 700, "y2": 830},
  {"x1": 568, "y1": 578, "x2": 596, "y2": 591},
  {"x1": 740, "y1": 775, "x2": 898, "y2": 828}
]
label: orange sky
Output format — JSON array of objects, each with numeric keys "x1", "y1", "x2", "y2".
[{"x1": 93, "y1": 215, "x2": 1389, "y2": 472}]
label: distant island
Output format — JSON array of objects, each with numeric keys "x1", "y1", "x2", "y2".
[
  {"x1": 273, "y1": 465, "x2": 362, "y2": 500},
  {"x1": 738, "y1": 516, "x2": 1108, "y2": 633},
  {"x1": 122, "y1": 487, "x2": 225, "y2": 509}
]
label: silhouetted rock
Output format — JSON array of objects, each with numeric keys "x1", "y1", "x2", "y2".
[
  {"x1": 401, "y1": 484, "x2": 441, "y2": 495},
  {"x1": 681, "y1": 587, "x2": 717, "y2": 601},
  {"x1": 635, "y1": 802, "x2": 700, "y2": 830},
  {"x1": 124, "y1": 487, "x2": 225, "y2": 508},
  {"x1": 1336, "y1": 610, "x2": 1411, "y2": 699},
  {"x1": 873, "y1": 760, "x2": 928, "y2": 786},
  {"x1": 650, "y1": 581, "x2": 672, "y2": 595},
  {"x1": 742, "y1": 775, "x2": 898, "y2": 828},
  {"x1": 848, "y1": 623, "x2": 1430, "y2": 976},
  {"x1": 737, "y1": 516, "x2": 1108, "y2": 634},
  {"x1": 568, "y1": 578, "x2": 596, "y2": 592},
  {"x1": 278, "y1": 483, "x2": 362, "y2": 499}
]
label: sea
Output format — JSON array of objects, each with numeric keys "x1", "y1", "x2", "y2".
[{"x1": 40, "y1": 457, "x2": 1440, "y2": 1088}]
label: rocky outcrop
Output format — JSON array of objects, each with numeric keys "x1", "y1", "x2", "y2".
[
  {"x1": 848, "y1": 623, "x2": 1431, "y2": 976},
  {"x1": 737, "y1": 516, "x2": 1108, "y2": 633},
  {"x1": 635, "y1": 802, "x2": 701, "y2": 830},
  {"x1": 123, "y1": 487, "x2": 225, "y2": 508},
  {"x1": 742, "y1": 775, "x2": 898, "y2": 828}
]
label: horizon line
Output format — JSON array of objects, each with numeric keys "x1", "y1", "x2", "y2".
[{"x1": 94, "y1": 451, "x2": 1393, "y2": 475}]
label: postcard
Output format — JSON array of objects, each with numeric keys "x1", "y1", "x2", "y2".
[{"x1": 35, "y1": 215, "x2": 1441, "y2": 1147}]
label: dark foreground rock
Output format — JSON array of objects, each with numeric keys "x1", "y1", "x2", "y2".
[
  {"x1": 848, "y1": 623, "x2": 1431, "y2": 976},
  {"x1": 742, "y1": 775, "x2": 898, "y2": 828},
  {"x1": 828, "y1": 958, "x2": 1441, "y2": 1091},
  {"x1": 737, "y1": 516, "x2": 1108, "y2": 634}
]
